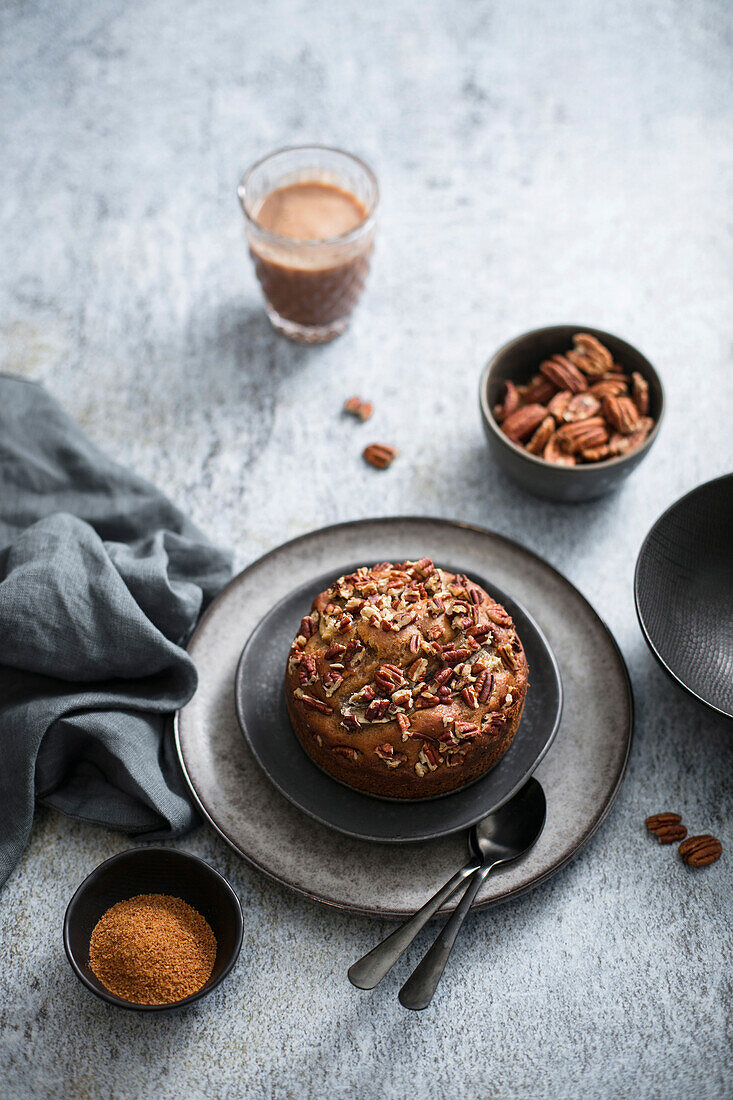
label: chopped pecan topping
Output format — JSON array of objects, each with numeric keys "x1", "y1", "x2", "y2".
[
  {"x1": 299, "y1": 615, "x2": 317, "y2": 639},
  {"x1": 364, "y1": 698, "x2": 391, "y2": 722},
  {"x1": 332, "y1": 745, "x2": 361, "y2": 761},
  {"x1": 298, "y1": 655, "x2": 318, "y2": 687},
  {"x1": 294, "y1": 690, "x2": 333, "y2": 715}
]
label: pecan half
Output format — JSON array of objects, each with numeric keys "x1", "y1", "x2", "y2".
[
  {"x1": 555, "y1": 417, "x2": 609, "y2": 454},
  {"x1": 363, "y1": 443, "x2": 398, "y2": 469},
  {"x1": 678, "y1": 835, "x2": 722, "y2": 867},
  {"x1": 543, "y1": 431, "x2": 576, "y2": 465},
  {"x1": 589, "y1": 378, "x2": 628, "y2": 398},
  {"x1": 344, "y1": 396, "x2": 373, "y2": 421},
  {"x1": 631, "y1": 371, "x2": 649, "y2": 415},
  {"x1": 540, "y1": 355, "x2": 588, "y2": 393},
  {"x1": 547, "y1": 390, "x2": 573, "y2": 421},
  {"x1": 608, "y1": 416, "x2": 653, "y2": 456},
  {"x1": 645, "y1": 813, "x2": 686, "y2": 844},
  {"x1": 563, "y1": 393, "x2": 601, "y2": 422},
  {"x1": 501, "y1": 404, "x2": 549, "y2": 443},
  {"x1": 603, "y1": 395, "x2": 640, "y2": 435},
  {"x1": 493, "y1": 380, "x2": 521, "y2": 422},
  {"x1": 525, "y1": 415, "x2": 555, "y2": 455},
  {"x1": 522, "y1": 373, "x2": 558, "y2": 404},
  {"x1": 566, "y1": 332, "x2": 614, "y2": 376}
]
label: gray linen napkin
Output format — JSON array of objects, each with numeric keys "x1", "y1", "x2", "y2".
[{"x1": 0, "y1": 375, "x2": 232, "y2": 887}]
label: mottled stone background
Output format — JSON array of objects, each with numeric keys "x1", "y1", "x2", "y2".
[{"x1": 1, "y1": 1, "x2": 731, "y2": 1097}]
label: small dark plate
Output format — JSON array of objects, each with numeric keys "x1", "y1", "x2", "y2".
[
  {"x1": 64, "y1": 847, "x2": 244, "y2": 1012},
  {"x1": 234, "y1": 563, "x2": 562, "y2": 843},
  {"x1": 635, "y1": 474, "x2": 733, "y2": 719}
]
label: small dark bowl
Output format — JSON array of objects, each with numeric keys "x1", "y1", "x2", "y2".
[
  {"x1": 635, "y1": 474, "x2": 733, "y2": 719},
  {"x1": 63, "y1": 846, "x2": 243, "y2": 1012},
  {"x1": 479, "y1": 325, "x2": 664, "y2": 502}
]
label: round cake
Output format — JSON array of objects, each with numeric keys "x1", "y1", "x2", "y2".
[{"x1": 285, "y1": 558, "x2": 529, "y2": 799}]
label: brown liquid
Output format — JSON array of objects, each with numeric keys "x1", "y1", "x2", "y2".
[
  {"x1": 255, "y1": 181, "x2": 366, "y2": 241},
  {"x1": 249, "y1": 181, "x2": 373, "y2": 328}
]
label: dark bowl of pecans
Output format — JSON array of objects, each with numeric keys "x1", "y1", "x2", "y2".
[{"x1": 479, "y1": 325, "x2": 664, "y2": 502}]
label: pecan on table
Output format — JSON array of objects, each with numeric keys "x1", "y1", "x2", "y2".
[
  {"x1": 363, "y1": 443, "x2": 398, "y2": 469},
  {"x1": 678, "y1": 835, "x2": 723, "y2": 867},
  {"x1": 645, "y1": 812, "x2": 687, "y2": 844}
]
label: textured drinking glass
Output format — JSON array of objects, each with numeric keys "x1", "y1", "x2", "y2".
[{"x1": 238, "y1": 146, "x2": 379, "y2": 344}]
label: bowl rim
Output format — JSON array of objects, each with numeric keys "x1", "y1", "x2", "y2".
[
  {"x1": 479, "y1": 324, "x2": 665, "y2": 474},
  {"x1": 63, "y1": 845, "x2": 244, "y2": 1012},
  {"x1": 633, "y1": 472, "x2": 733, "y2": 720}
]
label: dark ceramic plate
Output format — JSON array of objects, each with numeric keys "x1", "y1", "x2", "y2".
[
  {"x1": 635, "y1": 474, "x2": 733, "y2": 719},
  {"x1": 234, "y1": 564, "x2": 562, "y2": 843}
]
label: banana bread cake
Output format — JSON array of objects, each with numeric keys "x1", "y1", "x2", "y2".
[{"x1": 285, "y1": 558, "x2": 529, "y2": 799}]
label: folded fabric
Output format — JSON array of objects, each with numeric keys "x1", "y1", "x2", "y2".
[{"x1": 0, "y1": 375, "x2": 232, "y2": 887}]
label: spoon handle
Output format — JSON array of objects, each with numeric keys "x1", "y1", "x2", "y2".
[
  {"x1": 348, "y1": 858, "x2": 481, "y2": 990},
  {"x1": 398, "y1": 861, "x2": 494, "y2": 1010}
]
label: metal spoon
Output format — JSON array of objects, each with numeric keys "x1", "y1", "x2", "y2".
[{"x1": 347, "y1": 778, "x2": 546, "y2": 1004}]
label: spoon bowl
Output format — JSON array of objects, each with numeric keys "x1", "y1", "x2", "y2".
[{"x1": 470, "y1": 778, "x2": 547, "y2": 864}]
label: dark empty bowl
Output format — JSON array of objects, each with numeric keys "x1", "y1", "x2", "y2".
[
  {"x1": 64, "y1": 846, "x2": 243, "y2": 1011},
  {"x1": 479, "y1": 325, "x2": 664, "y2": 502},
  {"x1": 635, "y1": 474, "x2": 733, "y2": 719}
]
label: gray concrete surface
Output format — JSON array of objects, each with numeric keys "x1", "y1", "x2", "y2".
[{"x1": 1, "y1": 1, "x2": 731, "y2": 1097}]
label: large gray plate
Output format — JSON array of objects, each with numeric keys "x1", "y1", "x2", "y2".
[{"x1": 175, "y1": 518, "x2": 633, "y2": 918}]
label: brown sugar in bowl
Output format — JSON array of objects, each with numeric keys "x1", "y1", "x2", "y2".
[{"x1": 64, "y1": 847, "x2": 243, "y2": 1012}]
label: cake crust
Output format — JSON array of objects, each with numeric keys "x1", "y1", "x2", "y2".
[{"x1": 284, "y1": 559, "x2": 529, "y2": 799}]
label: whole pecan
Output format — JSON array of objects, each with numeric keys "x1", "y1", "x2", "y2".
[
  {"x1": 679, "y1": 835, "x2": 722, "y2": 867},
  {"x1": 631, "y1": 371, "x2": 649, "y2": 415},
  {"x1": 540, "y1": 355, "x2": 588, "y2": 394},
  {"x1": 580, "y1": 444, "x2": 612, "y2": 462},
  {"x1": 603, "y1": 395, "x2": 640, "y2": 435},
  {"x1": 363, "y1": 443, "x2": 398, "y2": 469},
  {"x1": 525, "y1": 415, "x2": 555, "y2": 455},
  {"x1": 501, "y1": 404, "x2": 548, "y2": 443}
]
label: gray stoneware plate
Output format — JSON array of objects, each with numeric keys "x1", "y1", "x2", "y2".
[
  {"x1": 234, "y1": 565, "x2": 562, "y2": 842},
  {"x1": 175, "y1": 518, "x2": 633, "y2": 918}
]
